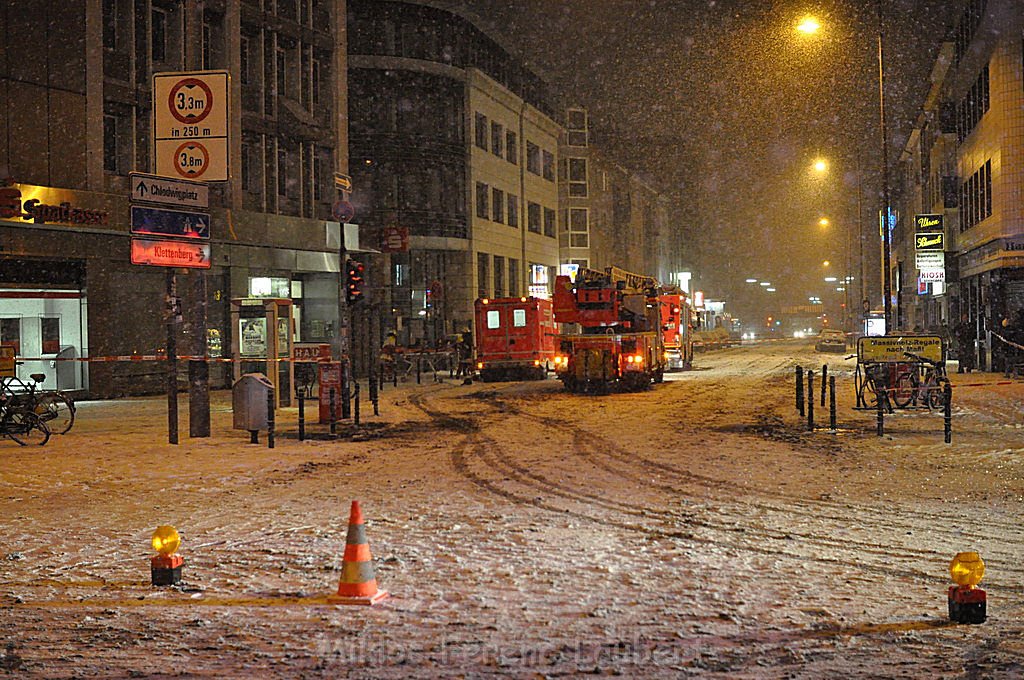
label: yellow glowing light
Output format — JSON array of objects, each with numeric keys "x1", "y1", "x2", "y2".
[
  {"x1": 822, "y1": 260, "x2": 831, "y2": 268},
  {"x1": 151, "y1": 525, "x2": 181, "y2": 556},
  {"x1": 813, "y1": 159, "x2": 828, "y2": 173},
  {"x1": 819, "y1": 217, "x2": 830, "y2": 226},
  {"x1": 950, "y1": 552, "x2": 985, "y2": 587},
  {"x1": 796, "y1": 16, "x2": 821, "y2": 34}
]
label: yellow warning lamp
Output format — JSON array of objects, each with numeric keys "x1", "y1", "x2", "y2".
[
  {"x1": 950, "y1": 551, "x2": 984, "y2": 587},
  {"x1": 150, "y1": 525, "x2": 185, "y2": 586},
  {"x1": 151, "y1": 525, "x2": 181, "y2": 556},
  {"x1": 948, "y1": 551, "x2": 987, "y2": 624}
]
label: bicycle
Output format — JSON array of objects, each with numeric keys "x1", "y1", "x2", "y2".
[
  {"x1": 895, "y1": 352, "x2": 950, "y2": 410},
  {"x1": 0, "y1": 390, "x2": 51, "y2": 446},
  {"x1": 858, "y1": 361, "x2": 895, "y2": 412},
  {"x1": 0, "y1": 374, "x2": 76, "y2": 435}
]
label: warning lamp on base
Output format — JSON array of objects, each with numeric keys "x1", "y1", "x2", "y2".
[
  {"x1": 151, "y1": 525, "x2": 185, "y2": 586},
  {"x1": 948, "y1": 551, "x2": 986, "y2": 624}
]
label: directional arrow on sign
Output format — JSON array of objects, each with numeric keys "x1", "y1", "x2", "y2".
[{"x1": 136, "y1": 181, "x2": 149, "y2": 197}]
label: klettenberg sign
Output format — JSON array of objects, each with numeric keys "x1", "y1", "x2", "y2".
[
  {"x1": 915, "y1": 232, "x2": 944, "y2": 251},
  {"x1": 857, "y1": 335, "x2": 944, "y2": 364},
  {"x1": 915, "y1": 213, "x2": 943, "y2": 232}
]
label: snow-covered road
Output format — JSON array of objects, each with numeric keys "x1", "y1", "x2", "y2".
[{"x1": 2, "y1": 340, "x2": 1022, "y2": 677}]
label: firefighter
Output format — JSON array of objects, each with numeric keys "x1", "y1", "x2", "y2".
[
  {"x1": 455, "y1": 329, "x2": 473, "y2": 380},
  {"x1": 380, "y1": 330, "x2": 397, "y2": 381}
]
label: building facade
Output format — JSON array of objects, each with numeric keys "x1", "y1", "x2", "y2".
[
  {"x1": 894, "y1": 0, "x2": 1024, "y2": 370},
  {"x1": 0, "y1": 0, "x2": 350, "y2": 397}
]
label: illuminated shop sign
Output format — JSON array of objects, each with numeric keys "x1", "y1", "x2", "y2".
[{"x1": 0, "y1": 178, "x2": 110, "y2": 226}]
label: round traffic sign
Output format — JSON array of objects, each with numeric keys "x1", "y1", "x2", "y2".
[
  {"x1": 333, "y1": 200, "x2": 355, "y2": 222},
  {"x1": 173, "y1": 141, "x2": 210, "y2": 179},
  {"x1": 168, "y1": 78, "x2": 214, "y2": 125}
]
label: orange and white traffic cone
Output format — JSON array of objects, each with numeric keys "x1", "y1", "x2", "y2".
[{"x1": 328, "y1": 500, "x2": 389, "y2": 606}]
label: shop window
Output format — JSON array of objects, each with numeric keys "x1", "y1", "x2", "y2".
[
  {"x1": 40, "y1": 317, "x2": 60, "y2": 355},
  {"x1": 0, "y1": 318, "x2": 21, "y2": 355}
]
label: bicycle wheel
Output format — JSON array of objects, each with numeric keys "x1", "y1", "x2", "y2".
[
  {"x1": 6, "y1": 411, "x2": 50, "y2": 446},
  {"x1": 892, "y1": 374, "x2": 915, "y2": 409},
  {"x1": 35, "y1": 393, "x2": 75, "y2": 434},
  {"x1": 859, "y1": 380, "x2": 879, "y2": 409}
]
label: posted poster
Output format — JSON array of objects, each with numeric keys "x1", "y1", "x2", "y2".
[{"x1": 239, "y1": 317, "x2": 267, "y2": 358}]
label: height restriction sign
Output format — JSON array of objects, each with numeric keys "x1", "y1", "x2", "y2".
[{"x1": 153, "y1": 71, "x2": 229, "y2": 181}]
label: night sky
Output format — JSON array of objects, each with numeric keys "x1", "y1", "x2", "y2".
[{"x1": 467, "y1": 0, "x2": 958, "y2": 318}]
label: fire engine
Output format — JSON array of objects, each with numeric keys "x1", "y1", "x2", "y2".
[
  {"x1": 552, "y1": 266, "x2": 667, "y2": 392},
  {"x1": 474, "y1": 296, "x2": 557, "y2": 381},
  {"x1": 659, "y1": 292, "x2": 693, "y2": 371}
]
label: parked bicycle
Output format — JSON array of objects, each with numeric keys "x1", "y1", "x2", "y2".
[
  {"x1": 894, "y1": 351, "x2": 950, "y2": 410},
  {"x1": 858, "y1": 361, "x2": 895, "y2": 412},
  {"x1": 0, "y1": 374, "x2": 76, "y2": 435},
  {"x1": 0, "y1": 382, "x2": 50, "y2": 446}
]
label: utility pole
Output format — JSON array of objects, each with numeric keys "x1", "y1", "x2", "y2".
[
  {"x1": 877, "y1": 0, "x2": 893, "y2": 332},
  {"x1": 185, "y1": 0, "x2": 210, "y2": 437}
]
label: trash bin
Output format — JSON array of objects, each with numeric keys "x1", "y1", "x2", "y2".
[{"x1": 233, "y1": 373, "x2": 273, "y2": 431}]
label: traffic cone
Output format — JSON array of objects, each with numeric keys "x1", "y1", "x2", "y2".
[{"x1": 328, "y1": 500, "x2": 389, "y2": 606}]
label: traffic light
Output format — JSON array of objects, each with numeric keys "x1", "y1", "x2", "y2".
[{"x1": 345, "y1": 259, "x2": 365, "y2": 305}]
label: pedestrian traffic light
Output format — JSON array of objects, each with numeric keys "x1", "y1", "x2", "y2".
[{"x1": 345, "y1": 259, "x2": 365, "y2": 305}]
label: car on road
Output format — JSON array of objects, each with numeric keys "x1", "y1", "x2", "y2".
[{"x1": 814, "y1": 329, "x2": 847, "y2": 353}]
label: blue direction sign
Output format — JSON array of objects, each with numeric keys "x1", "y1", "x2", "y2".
[{"x1": 130, "y1": 205, "x2": 210, "y2": 239}]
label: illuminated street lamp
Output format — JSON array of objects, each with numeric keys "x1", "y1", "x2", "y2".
[
  {"x1": 799, "y1": 6, "x2": 892, "y2": 330},
  {"x1": 813, "y1": 158, "x2": 828, "y2": 173},
  {"x1": 759, "y1": 281, "x2": 771, "y2": 287},
  {"x1": 818, "y1": 217, "x2": 830, "y2": 227},
  {"x1": 745, "y1": 278, "x2": 758, "y2": 283}
]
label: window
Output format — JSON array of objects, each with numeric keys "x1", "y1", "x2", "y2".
[
  {"x1": 277, "y1": 147, "x2": 288, "y2": 196},
  {"x1": 568, "y1": 158, "x2": 588, "y2": 197},
  {"x1": 507, "y1": 194, "x2": 519, "y2": 227},
  {"x1": 477, "y1": 252, "x2": 490, "y2": 297},
  {"x1": 956, "y1": 64, "x2": 990, "y2": 142},
  {"x1": 492, "y1": 187, "x2": 504, "y2": 223},
  {"x1": 543, "y1": 207, "x2": 556, "y2": 237},
  {"x1": 151, "y1": 7, "x2": 167, "y2": 62},
  {"x1": 276, "y1": 48, "x2": 286, "y2": 96},
  {"x1": 506, "y1": 130, "x2": 517, "y2": 163},
  {"x1": 542, "y1": 150, "x2": 555, "y2": 181},
  {"x1": 240, "y1": 36, "x2": 251, "y2": 84},
  {"x1": 475, "y1": 112, "x2": 488, "y2": 150},
  {"x1": 526, "y1": 141, "x2": 540, "y2": 175},
  {"x1": 567, "y1": 207, "x2": 589, "y2": 248},
  {"x1": 202, "y1": 22, "x2": 211, "y2": 69},
  {"x1": 103, "y1": 0, "x2": 116, "y2": 50},
  {"x1": 0, "y1": 318, "x2": 21, "y2": 355},
  {"x1": 567, "y1": 108, "x2": 588, "y2": 147},
  {"x1": 486, "y1": 310, "x2": 500, "y2": 329},
  {"x1": 959, "y1": 159, "x2": 992, "y2": 232},
  {"x1": 493, "y1": 255, "x2": 505, "y2": 297},
  {"x1": 476, "y1": 182, "x2": 489, "y2": 218},
  {"x1": 527, "y1": 201, "x2": 541, "y2": 233},
  {"x1": 103, "y1": 114, "x2": 118, "y2": 173},
  {"x1": 509, "y1": 259, "x2": 519, "y2": 296},
  {"x1": 491, "y1": 122, "x2": 504, "y2": 158},
  {"x1": 312, "y1": 58, "x2": 320, "y2": 106},
  {"x1": 513, "y1": 309, "x2": 527, "y2": 327},
  {"x1": 40, "y1": 318, "x2": 60, "y2": 355}
]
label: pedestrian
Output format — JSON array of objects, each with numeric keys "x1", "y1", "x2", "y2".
[
  {"x1": 455, "y1": 329, "x2": 474, "y2": 380},
  {"x1": 1002, "y1": 310, "x2": 1024, "y2": 377},
  {"x1": 954, "y1": 314, "x2": 975, "y2": 373}
]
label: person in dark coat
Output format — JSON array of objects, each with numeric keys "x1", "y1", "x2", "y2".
[{"x1": 954, "y1": 315, "x2": 975, "y2": 373}]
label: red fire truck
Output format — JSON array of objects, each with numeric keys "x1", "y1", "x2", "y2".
[
  {"x1": 473, "y1": 296, "x2": 557, "y2": 381},
  {"x1": 660, "y1": 293, "x2": 693, "y2": 371},
  {"x1": 552, "y1": 266, "x2": 667, "y2": 392}
]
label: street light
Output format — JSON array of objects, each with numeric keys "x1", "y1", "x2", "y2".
[{"x1": 798, "y1": 8, "x2": 891, "y2": 331}]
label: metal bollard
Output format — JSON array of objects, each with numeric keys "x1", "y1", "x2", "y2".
[
  {"x1": 944, "y1": 381, "x2": 953, "y2": 444},
  {"x1": 807, "y1": 369, "x2": 814, "y2": 430},
  {"x1": 329, "y1": 387, "x2": 337, "y2": 435},
  {"x1": 416, "y1": 356, "x2": 422, "y2": 384},
  {"x1": 876, "y1": 385, "x2": 884, "y2": 436},
  {"x1": 341, "y1": 362, "x2": 351, "y2": 420},
  {"x1": 369, "y1": 366, "x2": 379, "y2": 416},
  {"x1": 354, "y1": 382, "x2": 361, "y2": 426},
  {"x1": 828, "y1": 375, "x2": 836, "y2": 431},
  {"x1": 298, "y1": 393, "x2": 305, "y2": 442},
  {"x1": 821, "y1": 364, "x2": 828, "y2": 407},
  {"x1": 267, "y1": 388, "x2": 275, "y2": 449},
  {"x1": 796, "y1": 366, "x2": 804, "y2": 416}
]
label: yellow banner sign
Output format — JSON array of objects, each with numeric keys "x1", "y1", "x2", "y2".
[
  {"x1": 857, "y1": 335, "x2": 944, "y2": 364},
  {"x1": 0, "y1": 344, "x2": 15, "y2": 377}
]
